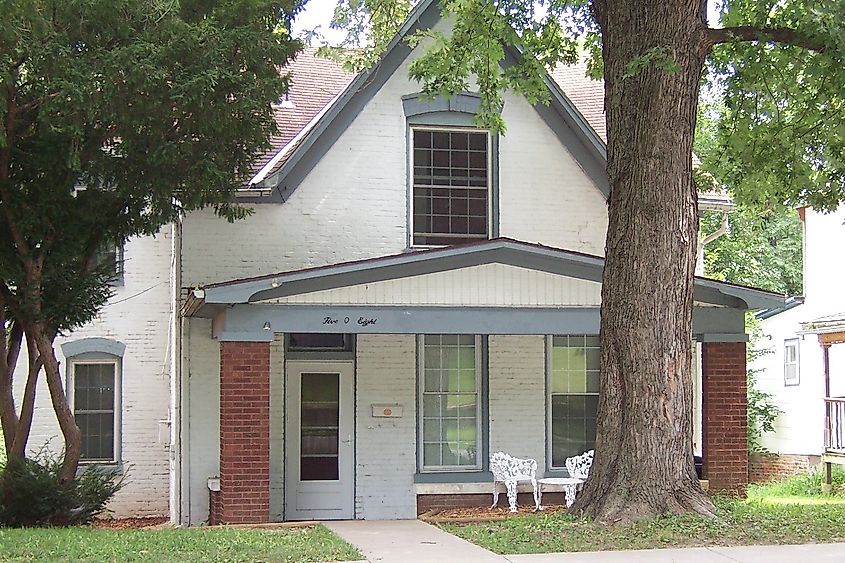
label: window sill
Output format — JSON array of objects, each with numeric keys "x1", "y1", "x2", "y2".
[
  {"x1": 76, "y1": 461, "x2": 124, "y2": 476},
  {"x1": 543, "y1": 469, "x2": 573, "y2": 479}
]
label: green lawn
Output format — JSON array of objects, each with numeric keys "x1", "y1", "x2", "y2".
[
  {"x1": 441, "y1": 496, "x2": 845, "y2": 555},
  {"x1": 0, "y1": 524, "x2": 362, "y2": 563},
  {"x1": 748, "y1": 465, "x2": 845, "y2": 500}
]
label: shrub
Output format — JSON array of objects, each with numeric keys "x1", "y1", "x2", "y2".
[{"x1": 0, "y1": 449, "x2": 124, "y2": 527}]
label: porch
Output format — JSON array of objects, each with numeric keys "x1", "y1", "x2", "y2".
[
  {"x1": 806, "y1": 314, "x2": 845, "y2": 486},
  {"x1": 183, "y1": 239, "x2": 784, "y2": 524}
]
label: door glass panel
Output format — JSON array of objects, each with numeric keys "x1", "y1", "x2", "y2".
[{"x1": 300, "y1": 373, "x2": 340, "y2": 481}]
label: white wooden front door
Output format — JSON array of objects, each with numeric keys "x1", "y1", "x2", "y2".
[{"x1": 285, "y1": 361, "x2": 354, "y2": 520}]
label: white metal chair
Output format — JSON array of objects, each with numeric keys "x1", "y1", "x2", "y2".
[
  {"x1": 565, "y1": 449, "x2": 594, "y2": 480},
  {"x1": 490, "y1": 452, "x2": 540, "y2": 512}
]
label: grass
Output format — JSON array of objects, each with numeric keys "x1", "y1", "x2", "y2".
[
  {"x1": 0, "y1": 524, "x2": 362, "y2": 563},
  {"x1": 748, "y1": 465, "x2": 845, "y2": 500},
  {"x1": 441, "y1": 496, "x2": 845, "y2": 555}
]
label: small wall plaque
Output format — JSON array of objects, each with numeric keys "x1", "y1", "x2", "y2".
[{"x1": 372, "y1": 403, "x2": 403, "y2": 418}]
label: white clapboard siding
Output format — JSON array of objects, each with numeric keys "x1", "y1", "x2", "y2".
[{"x1": 259, "y1": 264, "x2": 602, "y2": 307}]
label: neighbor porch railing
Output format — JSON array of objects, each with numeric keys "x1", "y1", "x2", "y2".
[{"x1": 825, "y1": 397, "x2": 845, "y2": 452}]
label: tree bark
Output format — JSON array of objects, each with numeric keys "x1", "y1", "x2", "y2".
[
  {"x1": 0, "y1": 318, "x2": 24, "y2": 458},
  {"x1": 570, "y1": 0, "x2": 714, "y2": 522},
  {"x1": 11, "y1": 333, "x2": 42, "y2": 459},
  {"x1": 28, "y1": 323, "x2": 81, "y2": 483}
]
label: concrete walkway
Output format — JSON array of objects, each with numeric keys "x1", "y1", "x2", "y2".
[
  {"x1": 325, "y1": 520, "x2": 845, "y2": 563},
  {"x1": 324, "y1": 519, "x2": 506, "y2": 562}
]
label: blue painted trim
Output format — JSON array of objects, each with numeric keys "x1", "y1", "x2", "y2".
[
  {"x1": 228, "y1": 305, "x2": 603, "y2": 335},
  {"x1": 416, "y1": 334, "x2": 488, "y2": 473},
  {"x1": 402, "y1": 92, "x2": 483, "y2": 117},
  {"x1": 201, "y1": 239, "x2": 785, "y2": 311},
  {"x1": 756, "y1": 295, "x2": 805, "y2": 320},
  {"x1": 61, "y1": 337, "x2": 126, "y2": 359},
  {"x1": 215, "y1": 303, "x2": 747, "y2": 340},
  {"x1": 216, "y1": 331, "x2": 274, "y2": 343},
  {"x1": 413, "y1": 471, "x2": 494, "y2": 483}
]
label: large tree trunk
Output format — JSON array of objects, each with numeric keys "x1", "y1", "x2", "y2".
[{"x1": 570, "y1": 0, "x2": 714, "y2": 522}]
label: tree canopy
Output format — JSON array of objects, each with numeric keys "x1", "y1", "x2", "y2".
[{"x1": 0, "y1": 0, "x2": 302, "y2": 480}]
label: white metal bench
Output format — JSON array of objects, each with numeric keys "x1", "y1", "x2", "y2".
[{"x1": 490, "y1": 451, "x2": 540, "y2": 512}]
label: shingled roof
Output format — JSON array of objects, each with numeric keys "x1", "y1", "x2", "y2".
[{"x1": 249, "y1": 49, "x2": 353, "y2": 182}]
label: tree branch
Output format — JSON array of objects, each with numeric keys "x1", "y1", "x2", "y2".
[{"x1": 705, "y1": 26, "x2": 828, "y2": 53}]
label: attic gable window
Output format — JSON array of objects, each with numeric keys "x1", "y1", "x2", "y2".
[{"x1": 411, "y1": 128, "x2": 491, "y2": 246}]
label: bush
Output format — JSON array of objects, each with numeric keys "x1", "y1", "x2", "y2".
[{"x1": 0, "y1": 450, "x2": 124, "y2": 527}]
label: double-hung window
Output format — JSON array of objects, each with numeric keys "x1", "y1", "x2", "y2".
[
  {"x1": 548, "y1": 335, "x2": 600, "y2": 471},
  {"x1": 419, "y1": 334, "x2": 481, "y2": 471},
  {"x1": 411, "y1": 128, "x2": 491, "y2": 246},
  {"x1": 71, "y1": 361, "x2": 119, "y2": 463},
  {"x1": 784, "y1": 339, "x2": 800, "y2": 386}
]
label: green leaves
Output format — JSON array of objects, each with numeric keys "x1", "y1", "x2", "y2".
[
  {"x1": 0, "y1": 0, "x2": 300, "y2": 331},
  {"x1": 709, "y1": 0, "x2": 845, "y2": 210},
  {"x1": 406, "y1": 0, "x2": 583, "y2": 132}
]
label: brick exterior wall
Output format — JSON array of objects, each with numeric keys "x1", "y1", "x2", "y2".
[
  {"x1": 701, "y1": 341, "x2": 748, "y2": 494},
  {"x1": 749, "y1": 453, "x2": 819, "y2": 484},
  {"x1": 208, "y1": 490, "x2": 222, "y2": 525},
  {"x1": 218, "y1": 341, "x2": 271, "y2": 523}
]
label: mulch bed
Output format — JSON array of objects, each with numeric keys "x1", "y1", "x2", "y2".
[
  {"x1": 421, "y1": 504, "x2": 568, "y2": 524},
  {"x1": 93, "y1": 516, "x2": 169, "y2": 529}
]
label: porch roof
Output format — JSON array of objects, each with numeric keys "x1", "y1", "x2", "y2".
[
  {"x1": 186, "y1": 238, "x2": 784, "y2": 315},
  {"x1": 801, "y1": 313, "x2": 845, "y2": 345}
]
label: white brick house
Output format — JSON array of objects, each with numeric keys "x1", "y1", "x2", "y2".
[{"x1": 18, "y1": 0, "x2": 783, "y2": 524}]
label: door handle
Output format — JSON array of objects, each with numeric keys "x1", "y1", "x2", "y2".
[{"x1": 341, "y1": 435, "x2": 352, "y2": 445}]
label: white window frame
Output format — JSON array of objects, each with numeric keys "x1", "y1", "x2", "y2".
[
  {"x1": 68, "y1": 358, "x2": 122, "y2": 464},
  {"x1": 408, "y1": 126, "x2": 493, "y2": 248},
  {"x1": 417, "y1": 334, "x2": 483, "y2": 472},
  {"x1": 784, "y1": 339, "x2": 800, "y2": 386},
  {"x1": 546, "y1": 334, "x2": 600, "y2": 472}
]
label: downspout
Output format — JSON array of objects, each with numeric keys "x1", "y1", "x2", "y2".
[{"x1": 169, "y1": 218, "x2": 183, "y2": 525}]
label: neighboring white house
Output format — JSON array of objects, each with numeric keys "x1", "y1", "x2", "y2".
[
  {"x1": 753, "y1": 205, "x2": 845, "y2": 477},
  {"x1": 16, "y1": 0, "x2": 783, "y2": 524}
]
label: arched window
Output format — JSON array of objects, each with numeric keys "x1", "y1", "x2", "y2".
[{"x1": 61, "y1": 338, "x2": 125, "y2": 464}]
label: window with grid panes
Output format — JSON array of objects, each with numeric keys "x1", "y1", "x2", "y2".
[
  {"x1": 420, "y1": 334, "x2": 481, "y2": 470},
  {"x1": 411, "y1": 128, "x2": 490, "y2": 246},
  {"x1": 72, "y1": 362, "x2": 118, "y2": 462},
  {"x1": 549, "y1": 335, "x2": 599, "y2": 471}
]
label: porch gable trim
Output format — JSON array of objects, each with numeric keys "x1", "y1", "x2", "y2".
[{"x1": 200, "y1": 239, "x2": 784, "y2": 311}]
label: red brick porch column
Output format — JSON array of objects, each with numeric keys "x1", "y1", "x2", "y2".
[
  {"x1": 701, "y1": 341, "x2": 748, "y2": 494},
  {"x1": 218, "y1": 341, "x2": 270, "y2": 523}
]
